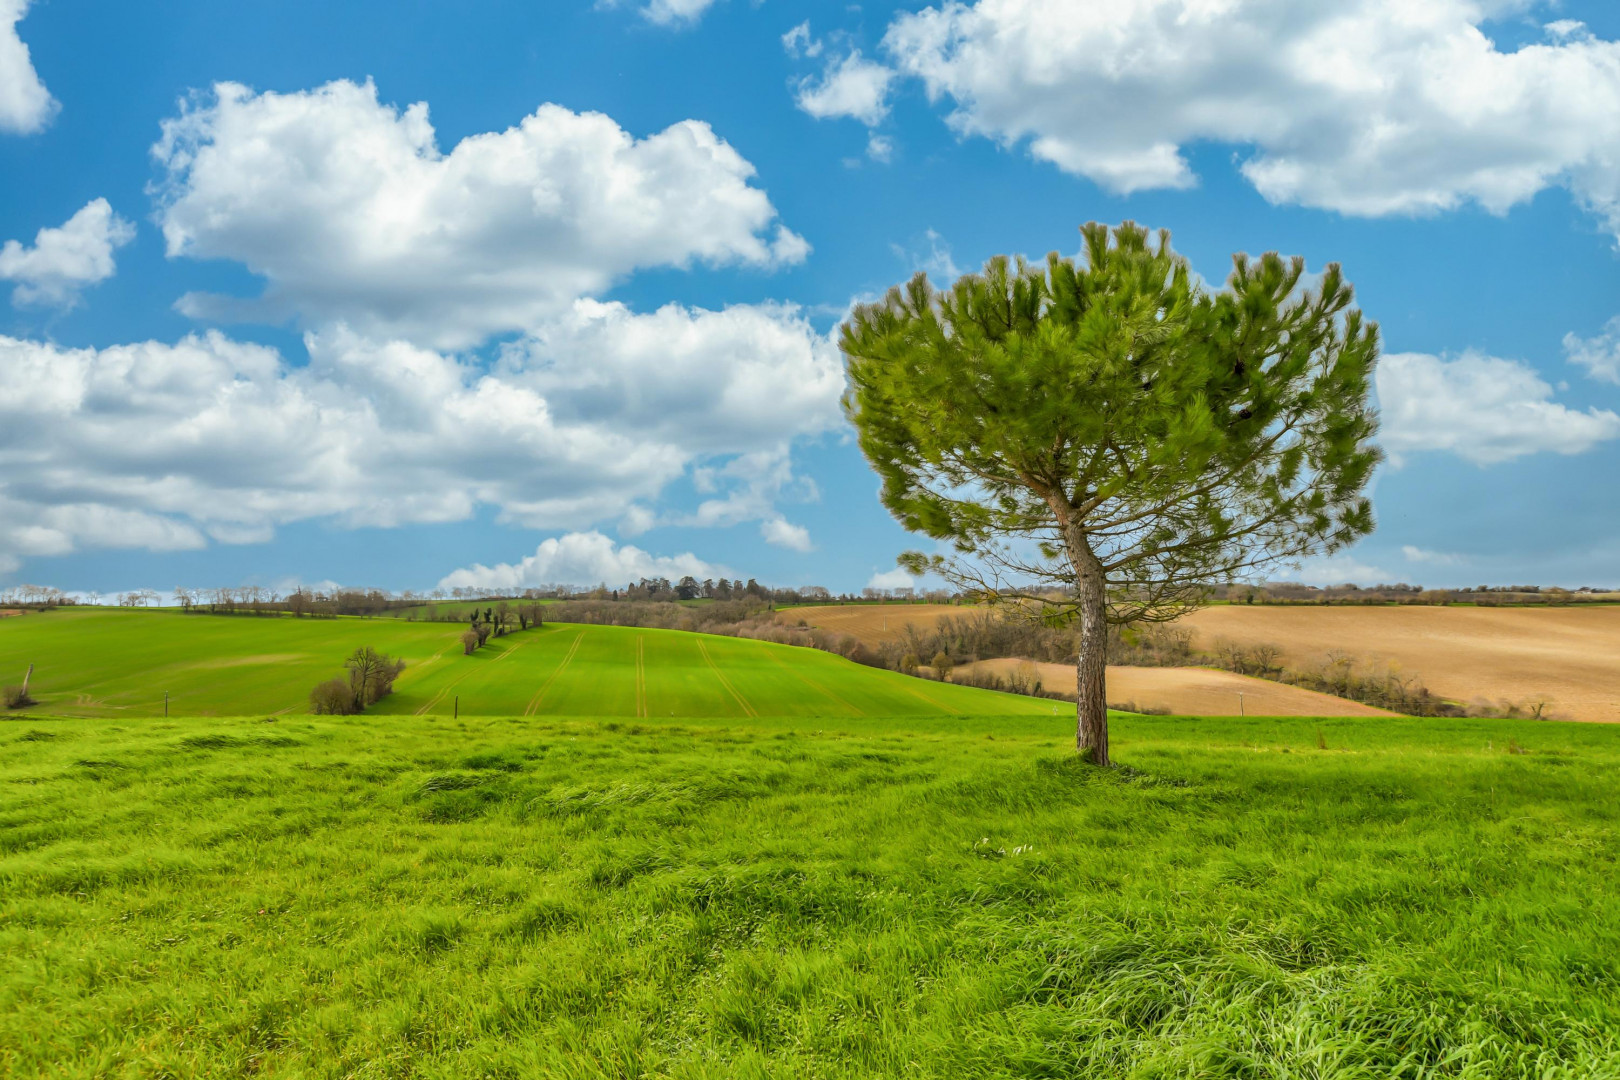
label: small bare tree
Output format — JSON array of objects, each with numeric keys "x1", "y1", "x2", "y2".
[
  {"x1": 1248, "y1": 643, "x2": 1283, "y2": 677},
  {"x1": 343, "y1": 647, "x2": 406, "y2": 710}
]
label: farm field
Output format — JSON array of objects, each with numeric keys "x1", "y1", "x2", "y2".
[
  {"x1": 957, "y1": 658, "x2": 1397, "y2": 717},
  {"x1": 0, "y1": 609, "x2": 1056, "y2": 720},
  {"x1": 3, "y1": 709, "x2": 1619, "y2": 1077},
  {"x1": 778, "y1": 603, "x2": 969, "y2": 646},
  {"x1": 1181, "y1": 605, "x2": 1620, "y2": 723},
  {"x1": 787, "y1": 603, "x2": 1620, "y2": 722}
]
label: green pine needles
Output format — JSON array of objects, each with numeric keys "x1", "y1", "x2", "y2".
[{"x1": 842, "y1": 223, "x2": 1382, "y2": 764}]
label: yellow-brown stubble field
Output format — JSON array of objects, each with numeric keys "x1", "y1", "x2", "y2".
[
  {"x1": 1181, "y1": 605, "x2": 1620, "y2": 722},
  {"x1": 782, "y1": 603, "x2": 1620, "y2": 721},
  {"x1": 954, "y1": 658, "x2": 1398, "y2": 718}
]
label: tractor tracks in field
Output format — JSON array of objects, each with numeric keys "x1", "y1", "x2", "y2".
[
  {"x1": 763, "y1": 648, "x2": 865, "y2": 717},
  {"x1": 896, "y1": 679, "x2": 963, "y2": 715},
  {"x1": 697, "y1": 638, "x2": 757, "y2": 717},
  {"x1": 635, "y1": 635, "x2": 648, "y2": 718},
  {"x1": 523, "y1": 631, "x2": 585, "y2": 717},
  {"x1": 415, "y1": 634, "x2": 534, "y2": 716}
]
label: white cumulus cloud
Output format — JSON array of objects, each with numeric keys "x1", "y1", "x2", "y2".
[
  {"x1": 1545, "y1": 19, "x2": 1590, "y2": 43},
  {"x1": 1564, "y1": 319, "x2": 1620, "y2": 385},
  {"x1": 0, "y1": 199, "x2": 135, "y2": 307},
  {"x1": 0, "y1": 0, "x2": 54, "y2": 134},
  {"x1": 1402, "y1": 545, "x2": 1465, "y2": 566},
  {"x1": 1289, "y1": 553, "x2": 1390, "y2": 586},
  {"x1": 607, "y1": 0, "x2": 723, "y2": 26},
  {"x1": 438, "y1": 532, "x2": 725, "y2": 591},
  {"x1": 883, "y1": 0, "x2": 1620, "y2": 228},
  {"x1": 151, "y1": 79, "x2": 809, "y2": 349},
  {"x1": 795, "y1": 50, "x2": 896, "y2": 126},
  {"x1": 643, "y1": 0, "x2": 719, "y2": 24},
  {"x1": 866, "y1": 567, "x2": 920, "y2": 590},
  {"x1": 1378, "y1": 351, "x2": 1620, "y2": 465},
  {"x1": 760, "y1": 516, "x2": 813, "y2": 552},
  {"x1": 675, "y1": 450, "x2": 821, "y2": 533},
  {"x1": 782, "y1": 22, "x2": 822, "y2": 59},
  {"x1": 0, "y1": 299, "x2": 844, "y2": 568}
]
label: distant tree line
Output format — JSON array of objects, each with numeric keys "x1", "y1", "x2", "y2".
[
  {"x1": 171, "y1": 586, "x2": 449, "y2": 618},
  {"x1": 1219, "y1": 582, "x2": 1618, "y2": 606},
  {"x1": 0, "y1": 584, "x2": 71, "y2": 607},
  {"x1": 157, "y1": 579, "x2": 956, "y2": 617},
  {"x1": 455, "y1": 602, "x2": 546, "y2": 654},
  {"x1": 519, "y1": 576, "x2": 955, "y2": 605},
  {"x1": 6, "y1": 576, "x2": 1613, "y2": 618}
]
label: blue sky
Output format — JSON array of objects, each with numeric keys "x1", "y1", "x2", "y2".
[{"x1": 2, "y1": 0, "x2": 1619, "y2": 595}]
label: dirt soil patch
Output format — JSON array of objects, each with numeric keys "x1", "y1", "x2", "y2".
[{"x1": 957, "y1": 658, "x2": 1397, "y2": 718}]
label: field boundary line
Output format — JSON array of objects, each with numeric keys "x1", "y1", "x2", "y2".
[
  {"x1": 697, "y1": 638, "x2": 757, "y2": 717},
  {"x1": 525, "y1": 632, "x2": 585, "y2": 716},
  {"x1": 764, "y1": 648, "x2": 865, "y2": 717}
]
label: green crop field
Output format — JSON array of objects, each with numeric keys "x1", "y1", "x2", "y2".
[
  {"x1": 0, "y1": 609, "x2": 1057, "y2": 720},
  {"x1": 2, "y1": 707, "x2": 1618, "y2": 1078}
]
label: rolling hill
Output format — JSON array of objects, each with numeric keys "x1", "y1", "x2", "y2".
[{"x1": 0, "y1": 609, "x2": 1058, "y2": 720}]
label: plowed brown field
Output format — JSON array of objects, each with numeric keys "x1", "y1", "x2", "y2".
[
  {"x1": 777, "y1": 604, "x2": 971, "y2": 646},
  {"x1": 956, "y1": 658, "x2": 1396, "y2": 717},
  {"x1": 783, "y1": 603, "x2": 1620, "y2": 722}
]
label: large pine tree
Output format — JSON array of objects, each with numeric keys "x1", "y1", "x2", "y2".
[{"x1": 841, "y1": 223, "x2": 1381, "y2": 764}]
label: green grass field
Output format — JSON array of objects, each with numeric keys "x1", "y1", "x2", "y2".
[
  {"x1": 0, "y1": 609, "x2": 1055, "y2": 720},
  {"x1": 2, "y1": 708, "x2": 1618, "y2": 1077},
  {"x1": 3, "y1": 608, "x2": 1619, "y2": 1076}
]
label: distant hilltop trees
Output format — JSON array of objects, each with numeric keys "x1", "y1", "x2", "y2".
[
  {"x1": 1222, "y1": 582, "x2": 1617, "y2": 606},
  {"x1": 3, "y1": 579, "x2": 1614, "y2": 614},
  {"x1": 0, "y1": 584, "x2": 70, "y2": 607},
  {"x1": 438, "y1": 578, "x2": 955, "y2": 605}
]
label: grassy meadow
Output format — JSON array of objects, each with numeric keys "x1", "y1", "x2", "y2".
[
  {"x1": 3, "y1": 708, "x2": 1619, "y2": 1077},
  {"x1": 3, "y1": 608, "x2": 1619, "y2": 1077},
  {"x1": 0, "y1": 609, "x2": 1055, "y2": 720}
]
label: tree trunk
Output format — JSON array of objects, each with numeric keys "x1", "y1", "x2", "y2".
[{"x1": 1074, "y1": 560, "x2": 1110, "y2": 765}]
